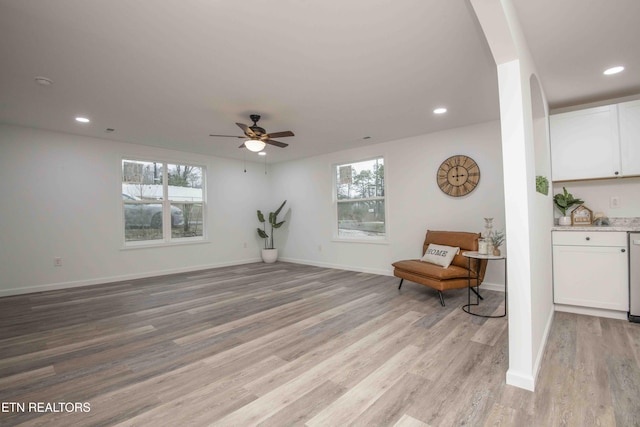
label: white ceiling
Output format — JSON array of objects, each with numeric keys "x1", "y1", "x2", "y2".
[
  {"x1": 0, "y1": 0, "x2": 638, "y2": 163},
  {"x1": 512, "y1": 0, "x2": 640, "y2": 109}
]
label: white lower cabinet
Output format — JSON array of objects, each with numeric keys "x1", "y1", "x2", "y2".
[{"x1": 552, "y1": 231, "x2": 628, "y2": 311}]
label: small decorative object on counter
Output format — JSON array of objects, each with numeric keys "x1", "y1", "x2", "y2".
[
  {"x1": 478, "y1": 238, "x2": 488, "y2": 255},
  {"x1": 558, "y1": 216, "x2": 572, "y2": 226},
  {"x1": 553, "y1": 187, "x2": 584, "y2": 226},
  {"x1": 490, "y1": 230, "x2": 505, "y2": 256},
  {"x1": 593, "y1": 212, "x2": 610, "y2": 226},
  {"x1": 571, "y1": 205, "x2": 593, "y2": 225}
]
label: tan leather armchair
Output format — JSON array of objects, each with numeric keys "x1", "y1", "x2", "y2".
[{"x1": 392, "y1": 230, "x2": 487, "y2": 306}]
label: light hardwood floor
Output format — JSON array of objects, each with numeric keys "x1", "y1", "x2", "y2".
[{"x1": 1, "y1": 262, "x2": 639, "y2": 426}]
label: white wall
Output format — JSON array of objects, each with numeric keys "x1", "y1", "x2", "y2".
[
  {"x1": 527, "y1": 74, "x2": 555, "y2": 389},
  {"x1": 470, "y1": 0, "x2": 555, "y2": 391},
  {"x1": 0, "y1": 124, "x2": 270, "y2": 296},
  {"x1": 1, "y1": 121, "x2": 507, "y2": 297},
  {"x1": 553, "y1": 178, "x2": 640, "y2": 219},
  {"x1": 270, "y1": 121, "x2": 506, "y2": 288}
]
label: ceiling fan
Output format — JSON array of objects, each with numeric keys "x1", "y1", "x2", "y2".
[{"x1": 209, "y1": 114, "x2": 294, "y2": 152}]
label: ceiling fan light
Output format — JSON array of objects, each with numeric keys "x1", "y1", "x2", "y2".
[{"x1": 245, "y1": 139, "x2": 266, "y2": 152}]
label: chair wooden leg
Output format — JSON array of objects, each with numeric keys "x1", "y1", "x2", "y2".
[
  {"x1": 398, "y1": 278, "x2": 404, "y2": 290},
  {"x1": 438, "y1": 291, "x2": 445, "y2": 306}
]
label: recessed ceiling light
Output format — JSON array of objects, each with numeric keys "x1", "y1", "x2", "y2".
[
  {"x1": 258, "y1": 152, "x2": 267, "y2": 156},
  {"x1": 433, "y1": 107, "x2": 447, "y2": 114},
  {"x1": 604, "y1": 66, "x2": 624, "y2": 75},
  {"x1": 75, "y1": 117, "x2": 90, "y2": 123},
  {"x1": 34, "y1": 76, "x2": 53, "y2": 86}
]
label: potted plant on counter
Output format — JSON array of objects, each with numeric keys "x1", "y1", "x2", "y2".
[
  {"x1": 257, "y1": 200, "x2": 287, "y2": 263},
  {"x1": 553, "y1": 187, "x2": 584, "y2": 226}
]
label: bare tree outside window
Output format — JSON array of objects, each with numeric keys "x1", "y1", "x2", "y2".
[
  {"x1": 167, "y1": 164, "x2": 203, "y2": 239},
  {"x1": 336, "y1": 157, "x2": 385, "y2": 238},
  {"x1": 122, "y1": 160, "x2": 205, "y2": 244}
]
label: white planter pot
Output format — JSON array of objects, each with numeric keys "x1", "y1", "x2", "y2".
[
  {"x1": 261, "y1": 248, "x2": 278, "y2": 263},
  {"x1": 558, "y1": 216, "x2": 572, "y2": 226}
]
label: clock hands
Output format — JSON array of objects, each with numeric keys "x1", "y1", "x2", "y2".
[{"x1": 450, "y1": 166, "x2": 468, "y2": 184}]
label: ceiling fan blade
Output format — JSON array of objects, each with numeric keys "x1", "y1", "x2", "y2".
[
  {"x1": 264, "y1": 139, "x2": 288, "y2": 148},
  {"x1": 265, "y1": 130, "x2": 294, "y2": 139},
  {"x1": 236, "y1": 122, "x2": 256, "y2": 138},
  {"x1": 209, "y1": 134, "x2": 245, "y2": 138}
]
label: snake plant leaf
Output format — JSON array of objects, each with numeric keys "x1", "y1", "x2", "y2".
[
  {"x1": 269, "y1": 212, "x2": 275, "y2": 225},
  {"x1": 257, "y1": 210, "x2": 265, "y2": 223},
  {"x1": 257, "y1": 228, "x2": 269, "y2": 239},
  {"x1": 272, "y1": 220, "x2": 285, "y2": 229}
]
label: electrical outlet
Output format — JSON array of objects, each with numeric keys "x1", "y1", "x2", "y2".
[
  {"x1": 54, "y1": 257, "x2": 62, "y2": 267},
  {"x1": 610, "y1": 196, "x2": 620, "y2": 209}
]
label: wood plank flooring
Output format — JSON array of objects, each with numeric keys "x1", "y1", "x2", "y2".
[{"x1": 1, "y1": 262, "x2": 639, "y2": 426}]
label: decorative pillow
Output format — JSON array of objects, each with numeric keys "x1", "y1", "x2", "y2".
[{"x1": 420, "y1": 244, "x2": 460, "y2": 268}]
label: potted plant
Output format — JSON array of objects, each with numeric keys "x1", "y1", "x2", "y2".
[
  {"x1": 257, "y1": 200, "x2": 287, "y2": 263},
  {"x1": 553, "y1": 187, "x2": 584, "y2": 226},
  {"x1": 490, "y1": 230, "x2": 505, "y2": 256}
]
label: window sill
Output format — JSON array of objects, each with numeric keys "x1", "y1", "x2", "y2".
[
  {"x1": 331, "y1": 237, "x2": 389, "y2": 245},
  {"x1": 121, "y1": 237, "x2": 210, "y2": 251}
]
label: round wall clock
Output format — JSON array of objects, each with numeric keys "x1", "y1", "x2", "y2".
[{"x1": 437, "y1": 155, "x2": 480, "y2": 197}]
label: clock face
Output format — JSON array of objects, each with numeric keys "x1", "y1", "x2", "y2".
[{"x1": 437, "y1": 155, "x2": 480, "y2": 197}]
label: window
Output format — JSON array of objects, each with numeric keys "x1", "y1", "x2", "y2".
[
  {"x1": 335, "y1": 157, "x2": 385, "y2": 239},
  {"x1": 122, "y1": 159, "x2": 205, "y2": 244}
]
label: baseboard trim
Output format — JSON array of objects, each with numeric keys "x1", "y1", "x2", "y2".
[
  {"x1": 279, "y1": 257, "x2": 394, "y2": 277},
  {"x1": 531, "y1": 307, "x2": 554, "y2": 390},
  {"x1": 505, "y1": 306, "x2": 553, "y2": 392},
  {"x1": 0, "y1": 258, "x2": 262, "y2": 297},
  {"x1": 481, "y1": 282, "x2": 504, "y2": 293},
  {"x1": 505, "y1": 369, "x2": 535, "y2": 392},
  {"x1": 554, "y1": 304, "x2": 628, "y2": 320},
  {"x1": 2, "y1": 257, "x2": 507, "y2": 299}
]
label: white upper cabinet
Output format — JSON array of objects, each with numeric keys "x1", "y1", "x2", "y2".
[
  {"x1": 551, "y1": 100, "x2": 640, "y2": 181},
  {"x1": 619, "y1": 99, "x2": 640, "y2": 176},
  {"x1": 550, "y1": 105, "x2": 620, "y2": 181}
]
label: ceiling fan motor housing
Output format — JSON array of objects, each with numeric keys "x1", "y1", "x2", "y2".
[
  {"x1": 249, "y1": 115, "x2": 265, "y2": 138},
  {"x1": 250, "y1": 126, "x2": 266, "y2": 138}
]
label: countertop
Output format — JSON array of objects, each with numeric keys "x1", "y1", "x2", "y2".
[{"x1": 552, "y1": 217, "x2": 640, "y2": 232}]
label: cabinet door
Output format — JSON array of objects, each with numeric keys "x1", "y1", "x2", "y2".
[
  {"x1": 619, "y1": 99, "x2": 640, "y2": 176},
  {"x1": 553, "y1": 245, "x2": 628, "y2": 311},
  {"x1": 550, "y1": 105, "x2": 621, "y2": 181}
]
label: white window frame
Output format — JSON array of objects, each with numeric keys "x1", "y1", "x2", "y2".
[
  {"x1": 121, "y1": 158, "x2": 206, "y2": 247},
  {"x1": 332, "y1": 156, "x2": 388, "y2": 243}
]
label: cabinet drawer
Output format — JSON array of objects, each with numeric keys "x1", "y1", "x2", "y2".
[{"x1": 552, "y1": 231, "x2": 627, "y2": 247}]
